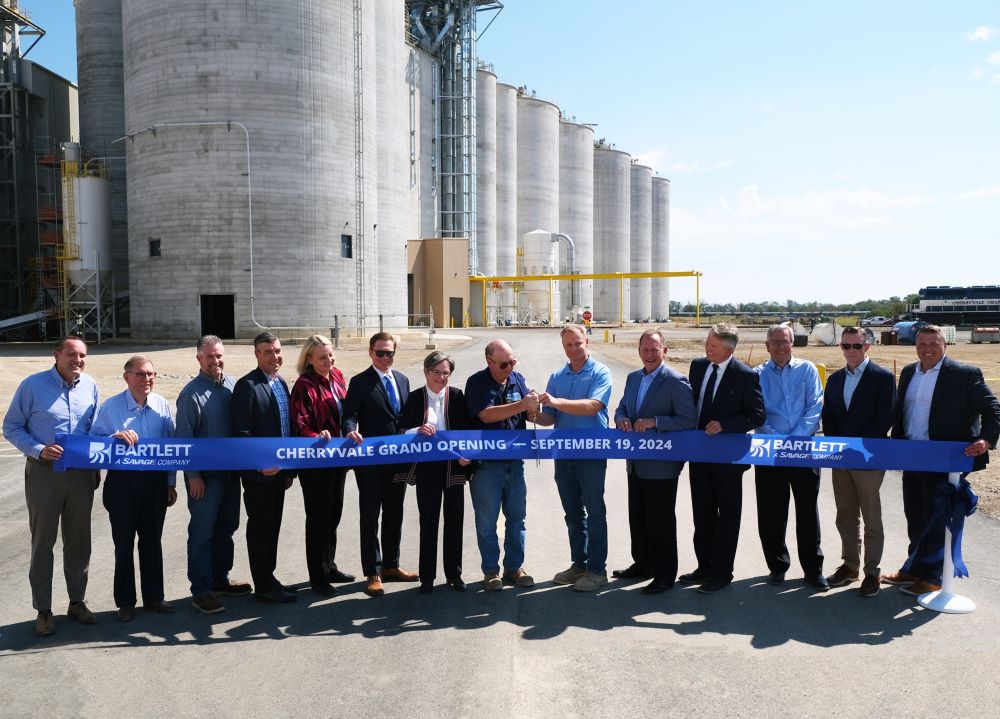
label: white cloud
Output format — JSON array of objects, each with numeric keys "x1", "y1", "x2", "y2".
[
  {"x1": 966, "y1": 26, "x2": 996, "y2": 42},
  {"x1": 634, "y1": 147, "x2": 733, "y2": 176},
  {"x1": 988, "y1": 50, "x2": 1000, "y2": 65},
  {"x1": 955, "y1": 186, "x2": 1000, "y2": 200}
]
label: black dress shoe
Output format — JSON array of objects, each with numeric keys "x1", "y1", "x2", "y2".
[
  {"x1": 612, "y1": 564, "x2": 651, "y2": 580},
  {"x1": 767, "y1": 571, "x2": 786, "y2": 585},
  {"x1": 641, "y1": 578, "x2": 673, "y2": 594},
  {"x1": 256, "y1": 587, "x2": 297, "y2": 604},
  {"x1": 419, "y1": 582, "x2": 434, "y2": 595},
  {"x1": 806, "y1": 573, "x2": 830, "y2": 592},
  {"x1": 310, "y1": 582, "x2": 337, "y2": 597},
  {"x1": 447, "y1": 577, "x2": 467, "y2": 592},
  {"x1": 327, "y1": 568, "x2": 356, "y2": 584},
  {"x1": 678, "y1": 568, "x2": 711, "y2": 584},
  {"x1": 697, "y1": 577, "x2": 731, "y2": 594}
]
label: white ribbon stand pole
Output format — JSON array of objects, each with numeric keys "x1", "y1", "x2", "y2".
[{"x1": 918, "y1": 472, "x2": 976, "y2": 614}]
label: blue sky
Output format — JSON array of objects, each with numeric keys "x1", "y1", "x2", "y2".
[{"x1": 24, "y1": 1, "x2": 1000, "y2": 305}]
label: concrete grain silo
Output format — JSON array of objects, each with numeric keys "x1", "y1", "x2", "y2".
[
  {"x1": 558, "y1": 120, "x2": 593, "y2": 321},
  {"x1": 474, "y1": 68, "x2": 497, "y2": 324},
  {"x1": 74, "y1": 0, "x2": 129, "y2": 296},
  {"x1": 592, "y1": 145, "x2": 630, "y2": 324},
  {"x1": 375, "y1": 0, "x2": 409, "y2": 327},
  {"x1": 412, "y1": 48, "x2": 438, "y2": 240},
  {"x1": 651, "y1": 176, "x2": 671, "y2": 320},
  {"x1": 515, "y1": 94, "x2": 559, "y2": 321},
  {"x1": 629, "y1": 162, "x2": 652, "y2": 322},
  {"x1": 495, "y1": 82, "x2": 518, "y2": 322},
  {"x1": 120, "y1": 0, "x2": 377, "y2": 338}
]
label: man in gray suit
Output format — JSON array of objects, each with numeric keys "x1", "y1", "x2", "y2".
[{"x1": 612, "y1": 329, "x2": 698, "y2": 594}]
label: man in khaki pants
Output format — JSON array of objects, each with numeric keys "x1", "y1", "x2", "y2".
[
  {"x1": 3, "y1": 336, "x2": 101, "y2": 635},
  {"x1": 820, "y1": 327, "x2": 896, "y2": 597}
]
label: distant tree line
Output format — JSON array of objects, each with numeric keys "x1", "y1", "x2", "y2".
[{"x1": 670, "y1": 294, "x2": 922, "y2": 319}]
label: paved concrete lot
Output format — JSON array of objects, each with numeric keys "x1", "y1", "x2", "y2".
[{"x1": 2, "y1": 328, "x2": 999, "y2": 718}]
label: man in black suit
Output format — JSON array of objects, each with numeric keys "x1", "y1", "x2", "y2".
[
  {"x1": 821, "y1": 327, "x2": 895, "y2": 598},
  {"x1": 342, "y1": 332, "x2": 417, "y2": 597},
  {"x1": 231, "y1": 332, "x2": 296, "y2": 603},
  {"x1": 882, "y1": 325, "x2": 1000, "y2": 596},
  {"x1": 680, "y1": 323, "x2": 764, "y2": 594}
]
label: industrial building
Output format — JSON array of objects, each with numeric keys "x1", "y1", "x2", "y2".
[{"x1": 2, "y1": 0, "x2": 672, "y2": 340}]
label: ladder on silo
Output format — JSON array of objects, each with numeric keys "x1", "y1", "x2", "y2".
[{"x1": 352, "y1": 0, "x2": 366, "y2": 332}]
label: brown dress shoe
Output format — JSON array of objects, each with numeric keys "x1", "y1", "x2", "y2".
[
  {"x1": 365, "y1": 575, "x2": 385, "y2": 597},
  {"x1": 880, "y1": 570, "x2": 919, "y2": 585},
  {"x1": 826, "y1": 565, "x2": 860, "y2": 587},
  {"x1": 899, "y1": 580, "x2": 942, "y2": 596},
  {"x1": 35, "y1": 610, "x2": 56, "y2": 636},
  {"x1": 67, "y1": 601, "x2": 98, "y2": 625},
  {"x1": 858, "y1": 575, "x2": 881, "y2": 598},
  {"x1": 381, "y1": 567, "x2": 419, "y2": 582}
]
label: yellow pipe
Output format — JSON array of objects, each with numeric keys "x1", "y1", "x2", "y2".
[
  {"x1": 548, "y1": 277, "x2": 553, "y2": 326},
  {"x1": 618, "y1": 276, "x2": 624, "y2": 327},
  {"x1": 482, "y1": 281, "x2": 487, "y2": 327},
  {"x1": 695, "y1": 273, "x2": 701, "y2": 327}
]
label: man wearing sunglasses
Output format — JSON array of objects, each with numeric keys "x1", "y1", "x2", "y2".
[
  {"x1": 820, "y1": 327, "x2": 895, "y2": 598},
  {"x1": 464, "y1": 339, "x2": 539, "y2": 590},
  {"x1": 536, "y1": 325, "x2": 614, "y2": 592},
  {"x1": 343, "y1": 332, "x2": 416, "y2": 597}
]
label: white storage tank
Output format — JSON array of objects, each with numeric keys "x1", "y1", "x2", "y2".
[
  {"x1": 651, "y1": 176, "x2": 671, "y2": 321},
  {"x1": 121, "y1": 0, "x2": 380, "y2": 337},
  {"x1": 520, "y1": 229, "x2": 558, "y2": 325},
  {"x1": 629, "y1": 162, "x2": 652, "y2": 322},
  {"x1": 495, "y1": 82, "x2": 518, "y2": 323},
  {"x1": 559, "y1": 120, "x2": 593, "y2": 321},
  {"x1": 75, "y1": 0, "x2": 129, "y2": 293},
  {"x1": 474, "y1": 68, "x2": 498, "y2": 325},
  {"x1": 515, "y1": 93, "x2": 559, "y2": 320},
  {"x1": 593, "y1": 145, "x2": 631, "y2": 324},
  {"x1": 64, "y1": 174, "x2": 113, "y2": 278}
]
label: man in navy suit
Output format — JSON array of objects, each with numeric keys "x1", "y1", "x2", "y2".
[
  {"x1": 612, "y1": 329, "x2": 697, "y2": 594},
  {"x1": 882, "y1": 325, "x2": 1000, "y2": 596},
  {"x1": 680, "y1": 323, "x2": 764, "y2": 594},
  {"x1": 231, "y1": 332, "x2": 297, "y2": 603},
  {"x1": 820, "y1": 327, "x2": 895, "y2": 598},
  {"x1": 342, "y1": 332, "x2": 417, "y2": 597}
]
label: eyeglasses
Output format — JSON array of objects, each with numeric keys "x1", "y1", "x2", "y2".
[
  {"x1": 488, "y1": 357, "x2": 517, "y2": 370},
  {"x1": 428, "y1": 370, "x2": 451, "y2": 378},
  {"x1": 840, "y1": 343, "x2": 865, "y2": 350},
  {"x1": 373, "y1": 349, "x2": 395, "y2": 359},
  {"x1": 128, "y1": 371, "x2": 156, "y2": 379}
]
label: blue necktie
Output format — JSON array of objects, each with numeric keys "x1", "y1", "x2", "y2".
[{"x1": 383, "y1": 375, "x2": 400, "y2": 414}]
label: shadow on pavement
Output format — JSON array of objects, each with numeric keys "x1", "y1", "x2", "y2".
[{"x1": 0, "y1": 574, "x2": 936, "y2": 654}]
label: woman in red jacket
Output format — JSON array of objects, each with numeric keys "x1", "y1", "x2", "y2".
[{"x1": 290, "y1": 334, "x2": 355, "y2": 596}]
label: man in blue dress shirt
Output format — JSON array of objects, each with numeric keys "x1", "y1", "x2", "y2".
[
  {"x1": 754, "y1": 325, "x2": 828, "y2": 590},
  {"x1": 92, "y1": 355, "x2": 178, "y2": 621},
  {"x1": 536, "y1": 324, "x2": 614, "y2": 592},
  {"x1": 3, "y1": 336, "x2": 101, "y2": 636}
]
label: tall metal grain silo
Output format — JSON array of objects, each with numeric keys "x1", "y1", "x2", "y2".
[
  {"x1": 629, "y1": 162, "x2": 652, "y2": 322},
  {"x1": 473, "y1": 68, "x2": 497, "y2": 325},
  {"x1": 651, "y1": 176, "x2": 671, "y2": 320},
  {"x1": 558, "y1": 120, "x2": 593, "y2": 321},
  {"x1": 375, "y1": 0, "x2": 409, "y2": 327},
  {"x1": 75, "y1": 0, "x2": 129, "y2": 296},
  {"x1": 515, "y1": 94, "x2": 559, "y2": 321},
  {"x1": 411, "y1": 48, "x2": 438, "y2": 239},
  {"x1": 495, "y1": 82, "x2": 518, "y2": 322},
  {"x1": 592, "y1": 145, "x2": 630, "y2": 324},
  {"x1": 121, "y1": 0, "x2": 375, "y2": 338}
]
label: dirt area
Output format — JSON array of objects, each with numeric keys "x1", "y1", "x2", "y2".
[{"x1": 595, "y1": 325, "x2": 1000, "y2": 520}]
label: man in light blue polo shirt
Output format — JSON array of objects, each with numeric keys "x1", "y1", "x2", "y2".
[{"x1": 536, "y1": 324, "x2": 613, "y2": 591}]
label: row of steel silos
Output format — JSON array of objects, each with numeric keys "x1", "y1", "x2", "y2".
[{"x1": 476, "y1": 69, "x2": 671, "y2": 325}]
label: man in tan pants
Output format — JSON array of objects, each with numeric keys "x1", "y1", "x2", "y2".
[
  {"x1": 3, "y1": 336, "x2": 102, "y2": 635},
  {"x1": 820, "y1": 327, "x2": 896, "y2": 597}
]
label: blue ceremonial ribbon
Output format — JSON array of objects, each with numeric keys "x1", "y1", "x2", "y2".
[
  {"x1": 54, "y1": 429, "x2": 974, "y2": 473},
  {"x1": 903, "y1": 476, "x2": 979, "y2": 580}
]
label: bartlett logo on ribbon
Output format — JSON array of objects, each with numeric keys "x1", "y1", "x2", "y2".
[
  {"x1": 749, "y1": 438, "x2": 771, "y2": 458},
  {"x1": 88, "y1": 441, "x2": 112, "y2": 464}
]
